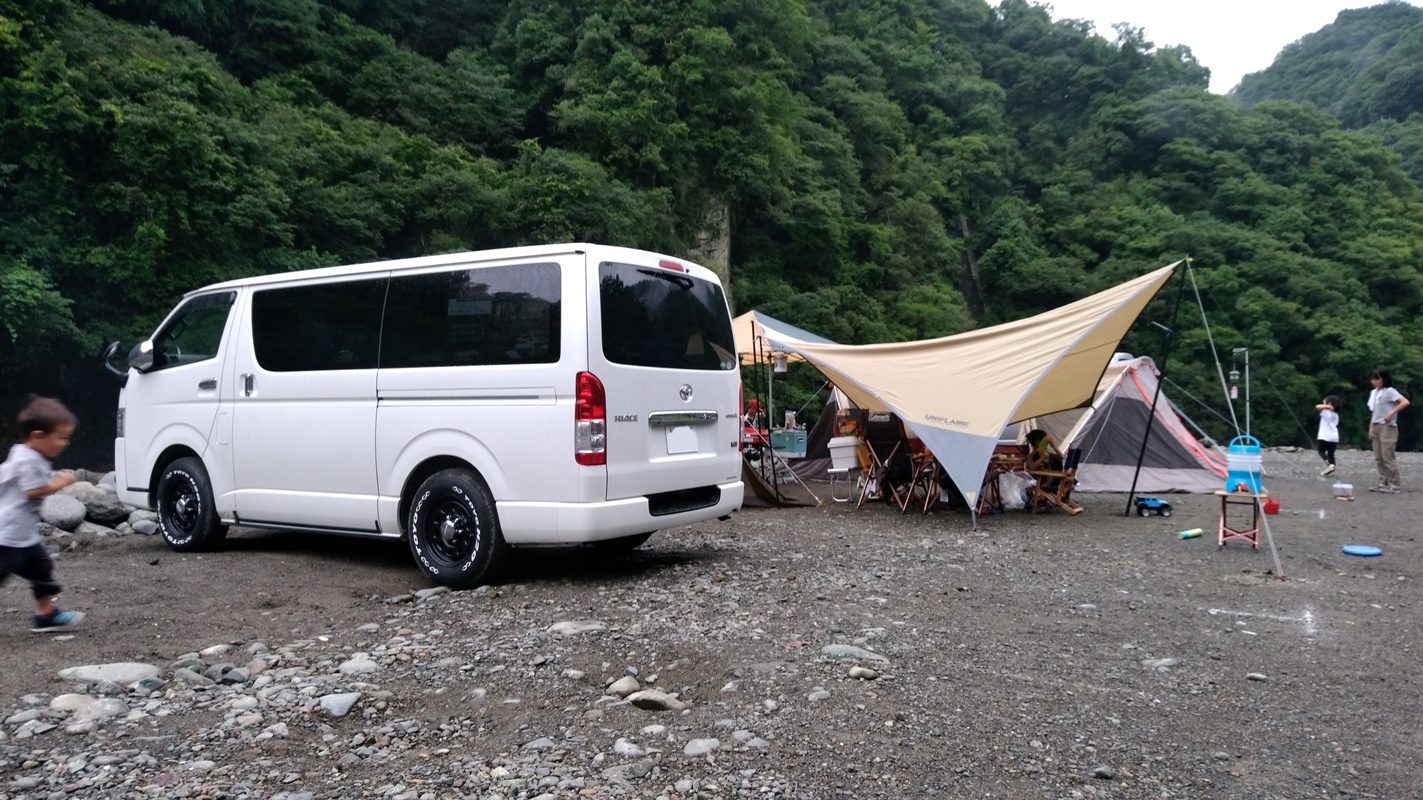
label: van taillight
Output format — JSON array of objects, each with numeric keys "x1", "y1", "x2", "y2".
[{"x1": 574, "y1": 371, "x2": 606, "y2": 466}]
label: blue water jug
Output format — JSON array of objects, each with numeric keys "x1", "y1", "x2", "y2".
[{"x1": 1226, "y1": 435, "x2": 1263, "y2": 494}]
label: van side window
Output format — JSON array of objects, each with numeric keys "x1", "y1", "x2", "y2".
[
  {"x1": 382, "y1": 262, "x2": 561, "y2": 368},
  {"x1": 599, "y1": 262, "x2": 736, "y2": 371},
  {"x1": 251, "y1": 279, "x2": 387, "y2": 372},
  {"x1": 148, "y1": 292, "x2": 236, "y2": 371}
]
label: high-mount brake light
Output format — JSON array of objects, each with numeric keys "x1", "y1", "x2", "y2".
[
  {"x1": 658, "y1": 259, "x2": 687, "y2": 272},
  {"x1": 574, "y1": 372, "x2": 607, "y2": 466}
]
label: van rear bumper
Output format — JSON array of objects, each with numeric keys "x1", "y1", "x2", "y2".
[{"x1": 497, "y1": 481, "x2": 743, "y2": 545}]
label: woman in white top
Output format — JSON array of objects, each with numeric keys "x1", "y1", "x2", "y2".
[
  {"x1": 1366, "y1": 368, "x2": 1410, "y2": 492},
  {"x1": 1314, "y1": 395, "x2": 1340, "y2": 476}
]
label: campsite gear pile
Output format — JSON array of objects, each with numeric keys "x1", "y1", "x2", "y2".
[{"x1": 732, "y1": 264, "x2": 1181, "y2": 521}]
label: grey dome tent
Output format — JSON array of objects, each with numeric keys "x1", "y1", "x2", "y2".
[{"x1": 1059, "y1": 356, "x2": 1228, "y2": 493}]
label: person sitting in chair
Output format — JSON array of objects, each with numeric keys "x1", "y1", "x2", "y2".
[{"x1": 1025, "y1": 429, "x2": 1063, "y2": 473}]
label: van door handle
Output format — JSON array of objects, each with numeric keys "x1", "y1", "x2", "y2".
[
  {"x1": 198, "y1": 378, "x2": 217, "y2": 390},
  {"x1": 242, "y1": 373, "x2": 254, "y2": 397}
]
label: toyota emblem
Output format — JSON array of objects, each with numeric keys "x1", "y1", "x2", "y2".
[{"x1": 679, "y1": 384, "x2": 694, "y2": 402}]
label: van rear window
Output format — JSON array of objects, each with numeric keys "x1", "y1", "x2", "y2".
[{"x1": 599, "y1": 262, "x2": 736, "y2": 371}]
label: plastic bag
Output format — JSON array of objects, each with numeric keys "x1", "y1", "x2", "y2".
[{"x1": 997, "y1": 471, "x2": 1035, "y2": 511}]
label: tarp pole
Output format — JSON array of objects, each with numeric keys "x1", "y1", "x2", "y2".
[{"x1": 1124, "y1": 263, "x2": 1189, "y2": 516}]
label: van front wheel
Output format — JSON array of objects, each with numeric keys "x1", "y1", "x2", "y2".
[
  {"x1": 156, "y1": 457, "x2": 227, "y2": 552},
  {"x1": 408, "y1": 469, "x2": 508, "y2": 589}
]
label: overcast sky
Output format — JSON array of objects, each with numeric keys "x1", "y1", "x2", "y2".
[{"x1": 1044, "y1": 1, "x2": 1423, "y2": 94}]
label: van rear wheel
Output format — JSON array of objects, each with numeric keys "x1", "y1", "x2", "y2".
[
  {"x1": 408, "y1": 469, "x2": 508, "y2": 589},
  {"x1": 156, "y1": 457, "x2": 227, "y2": 552}
]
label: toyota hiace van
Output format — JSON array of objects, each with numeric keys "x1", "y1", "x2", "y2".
[{"x1": 104, "y1": 244, "x2": 744, "y2": 587}]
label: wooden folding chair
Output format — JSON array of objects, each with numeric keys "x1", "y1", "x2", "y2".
[
  {"x1": 905, "y1": 451, "x2": 944, "y2": 514},
  {"x1": 1028, "y1": 447, "x2": 1084, "y2": 515}
]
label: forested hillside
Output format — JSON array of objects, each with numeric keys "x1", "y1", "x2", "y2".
[
  {"x1": 3, "y1": 0, "x2": 1422, "y2": 464},
  {"x1": 1233, "y1": 1, "x2": 1423, "y2": 186}
]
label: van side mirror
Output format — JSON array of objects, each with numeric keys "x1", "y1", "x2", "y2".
[
  {"x1": 127, "y1": 340, "x2": 155, "y2": 373},
  {"x1": 101, "y1": 341, "x2": 129, "y2": 386}
]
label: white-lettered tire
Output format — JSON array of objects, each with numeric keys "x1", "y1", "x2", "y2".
[
  {"x1": 408, "y1": 468, "x2": 509, "y2": 589},
  {"x1": 156, "y1": 456, "x2": 227, "y2": 552},
  {"x1": 590, "y1": 532, "x2": 654, "y2": 552}
]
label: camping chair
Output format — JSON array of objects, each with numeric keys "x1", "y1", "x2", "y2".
[
  {"x1": 1028, "y1": 447, "x2": 1084, "y2": 515},
  {"x1": 857, "y1": 413, "x2": 914, "y2": 509},
  {"x1": 905, "y1": 450, "x2": 945, "y2": 514}
]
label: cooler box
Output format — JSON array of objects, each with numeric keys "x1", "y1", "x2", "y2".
[
  {"x1": 770, "y1": 429, "x2": 808, "y2": 458},
  {"x1": 828, "y1": 436, "x2": 862, "y2": 471}
]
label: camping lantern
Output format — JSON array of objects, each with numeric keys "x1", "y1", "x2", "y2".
[
  {"x1": 1229, "y1": 366, "x2": 1240, "y2": 399},
  {"x1": 773, "y1": 352, "x2": 788, "y2": 380}
]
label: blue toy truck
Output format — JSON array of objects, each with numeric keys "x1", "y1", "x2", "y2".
[{"x1": 1135, "y1": 496, "x2": 1173, "y2": 517}]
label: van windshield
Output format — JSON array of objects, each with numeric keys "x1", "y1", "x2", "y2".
[{"x1": 599, "y1": 262, "x2": 736, "y2": 371}]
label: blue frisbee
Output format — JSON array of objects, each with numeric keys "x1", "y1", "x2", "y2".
[{"x1": 1342, "y1": 545, "x2": 1383, "y2": 557}]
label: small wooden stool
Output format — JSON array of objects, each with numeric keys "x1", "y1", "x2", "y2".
[{"x1": 1214, "y1": 490, "x2": 1263, "y2": 549}]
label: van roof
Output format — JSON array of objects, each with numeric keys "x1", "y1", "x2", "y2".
[{"x1": 189, "y1": 243, "x2": 720, "y2": 297}]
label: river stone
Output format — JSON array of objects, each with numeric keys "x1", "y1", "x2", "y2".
[
  {"x1": 607, "y1": 676, "x2": 641, "y2": 697},
  {"x1": 684, "y1": 738, "x2": 721, "y2": 757},
  {"x1": 72, "y1": 698, "x2": 129, "y2": 722},
  {"x1": 625, "y1": 689, "x2": 686, "y2": 711},
  {"x1": 339, "y1": 657, "x2": 379, "y2": 675},
  {"x1": 81, "y1": 492, "x2": 130, "y2": 524},
  {"x1": 548, "y1": 620, "x2": 607, "y2": 636},
  {"x1": 59, "y1": 663, "x2": 161, "y2": 685},
  {"x1": 820, "y1": 644, "x2": 889, "y2": 662},
  {"x1": 49, "y1": 694, "x2": 96, "y2": 713},
  {"x1": 73, "y1": 521, "x2": 119, "y2": 536},
  {"x1": 58, "y1": 481, "x2": 104, "y2": 502},
  {"x1": 39, "y1": 495, "x2": 87, "y2": 530},
  {"x1": 127, "y1": 509, "x2": 158, "y2": 525},
  {"x1": 319, "y1": 693, "x2": 361, "y2": 717}
]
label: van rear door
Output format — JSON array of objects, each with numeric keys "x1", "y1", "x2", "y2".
[{"x1": 588, "y1": 257, "x2": 741, "y2": 502}]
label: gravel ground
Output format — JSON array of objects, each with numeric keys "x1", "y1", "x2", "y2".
[{"x1": 0, "y1": 449, "x2": 1419, "y2": 800}]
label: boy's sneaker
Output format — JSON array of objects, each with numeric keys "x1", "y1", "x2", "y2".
[
  {"x1": 1321, "y1": 464, "x2": 1336, "y2": 476},
  {"x1": 30, "y1": 608, "x2": 84, "y2": 633}
]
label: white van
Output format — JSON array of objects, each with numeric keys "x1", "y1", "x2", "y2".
[{"x1": 104, "y1": 244, "x2": 744, "y2": 588}]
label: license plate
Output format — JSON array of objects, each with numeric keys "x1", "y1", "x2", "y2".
[{"x1": 666, "y1": 426, "x2": 698, "y2": 455}]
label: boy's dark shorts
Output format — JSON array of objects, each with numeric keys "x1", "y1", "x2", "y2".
[{"x1": 0, "y1": 543, "x2": 62, "y2": 599}]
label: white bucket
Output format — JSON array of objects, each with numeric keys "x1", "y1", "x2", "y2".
[{"x1": 828, "y1": 436, "x2": 861, "y2": 471}]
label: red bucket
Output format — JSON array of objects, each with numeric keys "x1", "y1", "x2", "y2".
[{"x1": 1262, "y1": 498, "x2": 1280, "y2": 515}]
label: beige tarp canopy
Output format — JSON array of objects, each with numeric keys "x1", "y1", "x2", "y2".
[
  {"x1": 739, "y1": 263, "x2": 1180, "y2": 512},
  {"x1": 731, "y1": 311, "x2": 833, "y2": 365}
]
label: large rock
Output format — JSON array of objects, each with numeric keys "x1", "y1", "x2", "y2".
[
  {"x1": 57, "y1": 481, "x2": 105, "y2": 502},
  {"x1": 40, "y1": 495, "x2": 87, "y2": 531},
  {"x1": 58, "y1": 663, "x2": 162, "y2": 685},
  {"x1": 81, "y1": 493, "x2": 130, "y2": 525}
]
